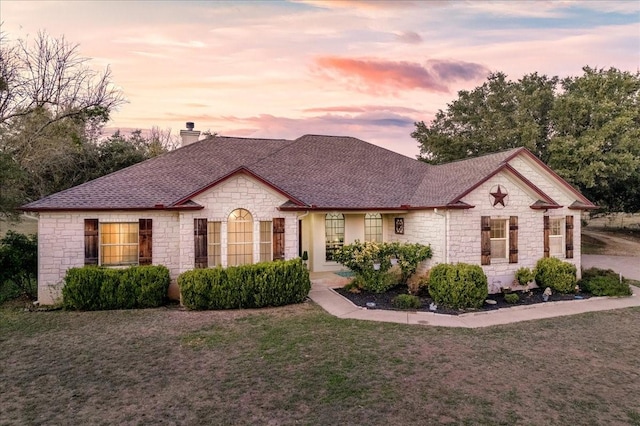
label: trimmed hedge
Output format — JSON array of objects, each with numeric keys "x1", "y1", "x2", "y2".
[
  {"x1": 63, "y1": 265, "x2": 170, "y2": 310},
  {"x1": 534, "y1": 257, "x2": 577, "y2": 293},
  {"x1": 579, "y1": 268, "x2": 632, "y2": 297},
  {"x1": 178, "y1": 259, "x2": 310, "y2": 310},
  {"x1": 428, "y1": 263, "x2": 488, "y2": 309}
]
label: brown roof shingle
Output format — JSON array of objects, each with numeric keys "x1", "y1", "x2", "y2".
[{"x1": 22, "y1": 135, "x2": 593, "y2": 211}]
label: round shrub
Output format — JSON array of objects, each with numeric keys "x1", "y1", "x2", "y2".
[
  {"x1": 534, "y1": 257, "x2": 576, "y2": 293},
  {"x1": 429, "y1": 263, "x2": 488, "y2": 310},
  {"x1": 515, "y1": 267, "x2": 534, "y2": 286},
  {"x1": 579, "y1": 268, "x2": 632, "y2": 296},
  {"x1": 392, "y1": 294, "x2": 421, "y2": 310},
  {"x1": 504, "y1": 293, "x2": 519, "y2": 304}
]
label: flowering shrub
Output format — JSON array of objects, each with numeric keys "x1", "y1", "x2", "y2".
[{"x1": 333, "y1": 241, "x2": 432, "y2": 293}]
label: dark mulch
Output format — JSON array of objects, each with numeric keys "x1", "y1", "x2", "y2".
[{"x1": 334, "y1": 285, "x2": 593, "y2": 316}]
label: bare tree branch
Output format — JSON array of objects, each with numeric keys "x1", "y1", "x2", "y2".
[{"x1": 0, "y1": 28, "x2": 126, "y2": 137}]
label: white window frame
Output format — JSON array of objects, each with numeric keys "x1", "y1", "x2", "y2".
[
  {"x1": 207, "y1": 221, "x2": 222, "y2": 267},
  {"x1": 489, "y1": 218, "x2": 508, "y2": 261},
  {"x1": 549, "y1": 217, "x2": 564, "y2": 257},
  {"x1": 259, "y1": 221, "x2": 272, "y2": 262},
  {"x1": 364, "y1": 213, "x2": 383, "y2": 243},
  {"x1": 227, "y1": 208, "x2": 253, "y2": 266}
]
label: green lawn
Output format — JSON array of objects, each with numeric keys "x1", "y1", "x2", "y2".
[{"x1": 1, "y1": 302, "x2": 639, "y2": 425}]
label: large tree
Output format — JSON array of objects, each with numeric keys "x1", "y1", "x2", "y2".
[
  {"x1": 0, "y1": 29, "x2": 177, "y2": 218},
  {"x1": 0, "y1": 29, "x2": 124, "y2": 137},
  {"x1": 412, "y1": 67, "x2": 640, "y2": 212}
]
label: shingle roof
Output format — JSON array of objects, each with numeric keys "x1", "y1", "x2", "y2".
[{"x1": 21, "y1": 135, "x2": 593, "y2": 211}]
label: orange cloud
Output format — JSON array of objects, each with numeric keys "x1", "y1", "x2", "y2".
[{"x1": 314, "y1": 56, "x2": 488, "y2": 93}]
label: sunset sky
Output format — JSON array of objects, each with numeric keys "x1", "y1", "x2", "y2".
[{"x1": 2, "y1": 0, "x2": 639, "y2": 157}]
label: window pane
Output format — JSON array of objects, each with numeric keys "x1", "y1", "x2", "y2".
[
  {"x1": 100, "y1": 222, "x2": 139, "y2": 266},
  {"x1": 490, "y1": 219, "x2": 505, "y2": 238},
  {"x1": 260, "y1": 221, "x2": 272, "y2": 262},
  {"x1": 491, "y1": 240, "x2": 506, "y2": 258},
  {"x1": 364, "y1": 213, "x2": 383, "y2": 243},
  {"x1": 208, "y1": 221, "x2": 221, "y2": 266},
  {"x1": 489, "y1": 219, "x2": 507, "y2": 259},
  {"x1": 228, "y1": 209, "x2": 253, "y2": 266},
  {"x1": 325, "y1": 213, "x2": 344, "y2": 261}
]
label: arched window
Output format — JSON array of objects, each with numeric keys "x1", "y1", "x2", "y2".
[
  {"x1": 325, "y1": 213, "x2": 344, "y2": 261},
  {"x1": 364, "y1": 213, "x2": 383, "y2": 243},
  {"x1": 228, "y1": 208, "x2": 253, "y2": 266}
]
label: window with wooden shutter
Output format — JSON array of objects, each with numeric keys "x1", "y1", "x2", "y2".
[
  {"x1": 565, "y1": 215, "x2": 574, "y2": 259},
  {"x1": 194, "y1": 218, "x2": 208, "y2": 268},
  {"x1": 543, "y1": 216, "x2": 550, "y2": 258},
  {"x1": 273, "y1": 218, "x2": 285, "y2": 261},
  {"x1": 509, "y1": 216, "x2": 518, "y2": 264},
  {"x1": 481, "y1": 216, "x2": 491, "y2": 265},
  {"x1": 138, "y1": 219, "x2": 152, "y2": 265},
  {"x1": 84, "y1": 219, "x2": 99, "y2": 265}
]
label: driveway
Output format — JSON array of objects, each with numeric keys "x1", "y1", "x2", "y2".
[{"x1": 582, "y1": 255, "x2": 640, "y2": 280}]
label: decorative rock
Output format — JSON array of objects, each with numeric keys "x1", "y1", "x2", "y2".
[
  {"x1": 429, "y1": 302, "x2": 437, "y2": 311},
  {"x1": 366, "y1": 302, "x2": 376, "y2": 308},
  {"x1": 485, "y1": 299, "x2": 497, "y2": 305}
]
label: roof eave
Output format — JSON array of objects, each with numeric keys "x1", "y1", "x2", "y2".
[{"x1": 20, "y1": 205, "x2": 205, "y2": 213}]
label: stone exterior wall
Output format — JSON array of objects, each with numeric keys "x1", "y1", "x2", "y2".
[
  {"x1": 36, "y1": 173, "x2": 301, "y2": 305},
  {"x1": 180, "y1": 173, "x2": 300, "y2": 273},
  {"x1": 37, "y1": 211, "x2": 180, "y2": 304},
  {"x1": 448, "y1": 162, "x2": 582, "y2": 292}
]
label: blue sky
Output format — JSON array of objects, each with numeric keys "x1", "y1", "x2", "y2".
[{"x1": 2, "y1": 0, "x2": 639, "y2": 157}]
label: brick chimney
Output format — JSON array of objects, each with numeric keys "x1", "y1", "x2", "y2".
[{"x1": 179, "y1": 122, "x2": 201, "y2": 146}]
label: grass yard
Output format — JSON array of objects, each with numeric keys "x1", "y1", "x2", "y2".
[{"x1": 2, "y1": 302, "x2": 640, "y2": 425}]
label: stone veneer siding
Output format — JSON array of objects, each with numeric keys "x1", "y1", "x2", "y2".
[
  {"x1": 36, "y1": 173, "x2": 300, "y2": 305},
  {"x1": 37, "y1": 211, "x2": 180, "y2": 304}
]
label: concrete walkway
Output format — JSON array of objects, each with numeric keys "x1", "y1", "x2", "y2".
[{"x1": 309, "y1": 271, "x2": 640, "y2": 328}]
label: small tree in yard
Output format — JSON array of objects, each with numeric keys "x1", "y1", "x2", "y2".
[
  {"x1": 0, "y1": 231, "x2": 37, "y2": 300},
  {"x1": 333, "y1": 241, "x2": 432, "y2": 293}
]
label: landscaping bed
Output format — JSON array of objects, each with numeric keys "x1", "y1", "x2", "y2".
[{"x1": 334, "y1": 285, "x2": 593, "y2": 315}]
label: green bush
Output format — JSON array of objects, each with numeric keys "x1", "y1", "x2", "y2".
[
  {"x1": 534, "y1": 257, "x2": 577, "y2": 293},
  {"x1": 0, "y1": 231, "x2": 38, "y2": 302},
  {"x1": 178, "y1": 259, "x2": 310, "y2": 310},
  {"x1": 392, "y1": 294, "x2": 421, "y2": 309},
  {"x1": 332, "y1": 241, "x2": 432, "y2": 293},
  {"x1": 504, "y1": 293, "x2": 519, "y2": 304},
  {"x1": 515, "y1": 267, "x2": 534, "y2": 286},
  {"x1": 579, "y1": 268, "x2": 632, "y2": 297},
  {"x1": 62, "y1": 265, "x2": 170, "y2": 310},
  {"x1": 428, "y1": 263, "x2": 488, "y2": 310}
]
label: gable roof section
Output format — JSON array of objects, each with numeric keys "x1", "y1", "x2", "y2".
[
  {"x1": 22, "y1": 137, "x2": 294, "y2": 211},
  {"x1": 22, "y1": 135, "x2": 595, "y2": 212}
]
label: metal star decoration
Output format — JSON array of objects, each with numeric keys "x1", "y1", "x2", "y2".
[{"x1": 491, "y1": 185, "x2": 507, "y2": 207}]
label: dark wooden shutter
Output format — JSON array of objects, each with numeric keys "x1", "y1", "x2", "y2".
[
  {"x1": 543, "y1": 215, "x2": 550, "y2": 258},
  {"x1": 565, "y1": 215, "x2": 574, "y2": 259},
  {"x1": 273, "y1": 218, "x2": 285, "y2": 261},
  {"x1": 84, "y1": 219, "x2": 99, "y2": 265},
  {"x1": 509, "y1": 216, "x2": 518, "y2": 264},
  {"x1": 138, "y1": 219, "x2": 152, "y2": 265},
  {"x1": 194, "y1": 218, "x2": 208, "y2": 268},
  {"x1": 481, "y1": 216, "x2": 491, "y2": 265}
]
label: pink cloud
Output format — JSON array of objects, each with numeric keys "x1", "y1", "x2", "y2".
[
  {"x1": 314, "y1": 56, "x2": 489, "y2": 93},
  {"x1": 302, "y1": 105, "x2": 422, "y2": 114},
  {"x1": 394, "y1": 31, "x2": 423, "y2": 44}
]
